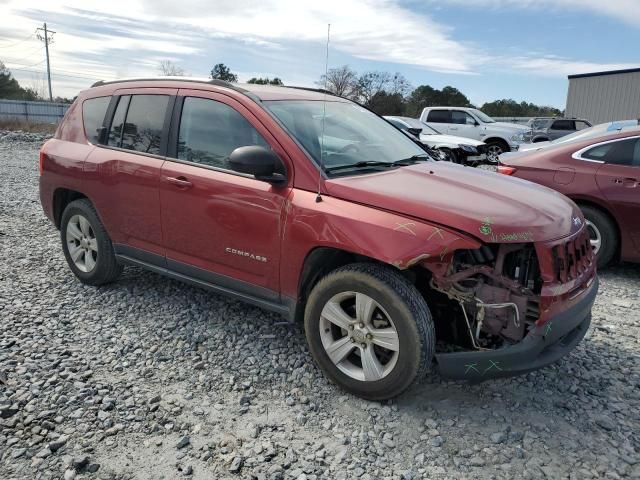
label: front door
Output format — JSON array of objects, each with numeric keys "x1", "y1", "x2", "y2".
[
  {"x1": 159, "y1": 90, "x2": 292, "y2": 298},
  {"x1": 592, "y1": 136, "x2": 640, "y2": 251},
  {"x1": 448, "y1": 109, "x2": 481, "y2": 140}
]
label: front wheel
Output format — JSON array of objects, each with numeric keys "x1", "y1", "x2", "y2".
[
  {"x1": 486, "y1": 141, "x2": 509, "y2": 163},
  {"x1": 304, "y1": 263, "x2": 435, "y2": 400}
]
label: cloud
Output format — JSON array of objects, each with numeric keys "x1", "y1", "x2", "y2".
[
  {"x1": 504, "y1": 55, "x2": 639, "y2": 77},
  {"x1": 434, "y1": 0, "x2": 640, "y2": 27}
]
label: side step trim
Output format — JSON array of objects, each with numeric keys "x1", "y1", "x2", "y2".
[{"x1": 115, "y1": 254, "x2": 292, "y2": 318}]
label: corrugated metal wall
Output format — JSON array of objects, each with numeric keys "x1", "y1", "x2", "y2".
[
  {"x1": 0, "y1": 99, "x2": 70, "y2": 124},
  {"x1": 566, "y1": 71, "x2": 640, "y2": 124}
]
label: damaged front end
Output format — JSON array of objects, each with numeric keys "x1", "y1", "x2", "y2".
[
  {"x1": 419, "y1": 227, "x2": 597, "y2": 380},
  {"x1": 427, "y1": 243, "x2": 542, "y2": 350}
]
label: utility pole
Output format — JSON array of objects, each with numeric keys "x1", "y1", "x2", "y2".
[{"x1": 36, "y1": 23, "x2": 55, "y2": 101}]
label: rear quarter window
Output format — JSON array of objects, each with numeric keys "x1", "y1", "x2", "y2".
[{"x1": 82, "y1": 96, "x2": 110, "y2": 144}]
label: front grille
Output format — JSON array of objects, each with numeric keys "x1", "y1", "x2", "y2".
[{"x1": 551, "y1": 228, "x2": 593, "y2": 283}]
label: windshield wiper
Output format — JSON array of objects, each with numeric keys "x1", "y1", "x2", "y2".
[
  {"x1": 325, "y1": 155, "x2": 430, "y2": 173},
  {"x1": 324, "y1": 160, "x2": 396, "y2": 173},
  {"x1": 390, "y1": 154, "x2": 430, "y2": 166}
]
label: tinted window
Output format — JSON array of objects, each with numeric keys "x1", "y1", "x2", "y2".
[
  {"x1": 551, "y1": 120, "x2": 575, "y2": 131},
  {"x1": 107, "y1": 95, "x2": 130, "y2": 147},
  {"x1": 427, "y1": 110, "x2": 450, "y2": 123},
  {"x1": 451, "y1": 110, "x2": 475, "y2": 125},
  {"x1": 387, "y1": 119, "x2": 406, "y2": 130},
  {"x1": 583, "y1": 137, "x2": 640, "y2": 166},
  {"x1": 120, "y1": 95, "x2": 169, "y2": 155},
  {"x1": 177, "y1": 97, "x2": 269, "y2": 169},
  {"x1": 575, "y1": 121, "x2": 590, "y2": 131},
  {"x1": 82, "y1": 96, "x2": 110, "y2": 144}
]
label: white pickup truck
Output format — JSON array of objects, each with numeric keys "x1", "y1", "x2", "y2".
[{"x1": 420, "y1": 107, "x2": 532, "y2": 162}]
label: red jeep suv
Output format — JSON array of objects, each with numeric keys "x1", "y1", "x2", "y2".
[{"x1": 39, "y1": 78, "x2": 598, "y2": 399}]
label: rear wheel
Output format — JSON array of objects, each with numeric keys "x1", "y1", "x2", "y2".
[
  {"x1": 304, "y1": 263, "x2": 435, "y2": 400},
  {"x1": 580, "y1": 205, "x2": 617, "y2": 268},
  {"x1": 60, "y1": 199, "x2": 122, "y2": 285}
]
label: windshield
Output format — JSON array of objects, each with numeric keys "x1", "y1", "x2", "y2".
[
  {"x1": 471, "y1": 109, "x2": 496, "y2": 123},
  {"x1": 265, "y1": 101, "x2": 429, "y2": 174}
]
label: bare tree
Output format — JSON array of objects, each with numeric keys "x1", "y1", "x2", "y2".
[
  {"x1": 318, "y1": 65, "x2": 359, "y2": 98},
  {"x1": 158, "y1": 60, "x2": 185, "y2": 76}
]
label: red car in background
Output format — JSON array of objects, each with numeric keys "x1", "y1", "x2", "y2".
[{"x1": 499, "y1": 128, "x2": 640, "y2": 267}]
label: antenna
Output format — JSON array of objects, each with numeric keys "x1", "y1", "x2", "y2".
[{"x1": 316, "y1": 23, "x2": 330, "y2": 203}]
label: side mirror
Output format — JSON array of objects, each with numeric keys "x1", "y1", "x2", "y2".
[
  {"x1": 407, "y1": 127, "x2": 423, "y2": 137},
  {"x1": 228, "y1": 146, "x2": 286, "y2": 185}
]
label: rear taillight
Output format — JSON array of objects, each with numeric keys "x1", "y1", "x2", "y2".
[
  {"x1": 39, "y1": 150, "x2": 46, "y2": 176},
  {"x1": 497, "y1": 165, "x2": 517, "y2": 175}
]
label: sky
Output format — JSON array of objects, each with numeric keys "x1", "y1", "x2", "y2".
[{"x1": 0, "y1": 0, "x2": 638, "y2": 108}]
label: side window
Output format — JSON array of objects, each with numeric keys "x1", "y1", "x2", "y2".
[
  {"x1": 451, "y1": 110, "x2": 475, "y2": 125},
  {"x1": 107, "y1": 95, "x2": 130, "y2": 147},
  {"x1": 575, "y1": 121, "x2": 590, "y2": 131},
  {"x1": 583, "y1": 138, "x2": 640, "y2": 166},
  {"x1": 177, "y1": 97, "x2": 270, "y2": 170},
  {"x1": 551, "y1": 120, "x2": 575, "y2": 131},
  {"x1": 120, "y1": 95, "x2": 169, "y2": 155},
  {"x1": 427, "y1": 110, "x2": 450, "y2": 123},
  {"x1": 82, "y1": 96, "x2": 110, "y2": 144}
]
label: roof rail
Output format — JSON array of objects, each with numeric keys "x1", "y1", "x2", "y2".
[
  {"x1": 284, "y1": 86, "x2": 338, "y2": 97},
  {"x1": 89, "y1": 76, "x2": 251, "y2": 94}
]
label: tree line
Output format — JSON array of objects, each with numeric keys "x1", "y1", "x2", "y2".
[
  {"x1": 206, "y1": 62, "x2": 562, "y2": 118},
  {"x1": 0, "y1": 58, "x2": 563, "y2": 117}
]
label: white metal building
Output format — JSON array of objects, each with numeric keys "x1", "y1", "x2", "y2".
[{"x1": 565, "y1": 68, "x2": 640, "y2": 124}]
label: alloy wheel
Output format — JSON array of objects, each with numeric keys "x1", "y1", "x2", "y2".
[
  {"x1": 486, "y1": 144, "x2": 503, "y2": 163},
  {"x1": 66, "y1": 214, "x2": 98, "y2": 273},
  {"x1": 318, "y1": 291, "x2": 399, "y2": 382},
  {"x1": 585, "y1": 219, "x2": 602, "y2": 255}
]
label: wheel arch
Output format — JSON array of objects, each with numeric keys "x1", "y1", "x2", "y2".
[
  {"x1": 483, "y1": 136, "x2": 510, "y2": 150},
  {"x1": 571, "y1": 196, "x2": 622, "y2": 261},
  {"x1": 53, "y1": 188, "x2": 89, "y2": 229}
]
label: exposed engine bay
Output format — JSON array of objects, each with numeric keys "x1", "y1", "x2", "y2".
[{"x1": 424, "y1": 243, "x2": 543, "y2": 351}]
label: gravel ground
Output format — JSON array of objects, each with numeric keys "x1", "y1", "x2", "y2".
[{"x1": 1, "y1": 131, "x2": 639, "y2": 480}]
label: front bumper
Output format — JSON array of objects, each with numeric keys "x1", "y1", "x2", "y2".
[{"x1": 436, "y1": 276, "x2": 598, "y2": 380}]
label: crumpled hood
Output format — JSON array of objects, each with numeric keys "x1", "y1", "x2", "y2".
[
  {"x1": 325, "y1": 162, "x2": 582, "y2": 243},
  {"x1": 420, "y1": 133, "x2": 485, "y2": 148}
]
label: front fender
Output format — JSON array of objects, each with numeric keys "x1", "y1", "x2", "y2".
[{"x1": 279, "y1": 189, "x2": 482, "y2": 298}]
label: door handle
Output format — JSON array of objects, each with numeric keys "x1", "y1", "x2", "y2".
[
  {"x1": 622, "y1": 177, "x2": 638, "y2": 188},
  {"x1": 450, "y1": 127, "x2": 458, "y2": 131},
  {"x1": 165, "y1": 176, "x2": 193, "y2": 188}
]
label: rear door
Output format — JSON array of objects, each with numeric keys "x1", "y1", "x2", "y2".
[
  {"x1": 159, "y1": 89, "x2": 292, "y2": 297},
  {"x1": 588, "y1": 136, "x2": 640, "y2": 251},
  {"x1": 84, "y1": 89, "x2": 175, "y2": 260}
]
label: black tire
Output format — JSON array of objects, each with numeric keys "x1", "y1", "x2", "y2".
[
  {"x1": 580, "y1": 205, "x2": 618, "y2": 268},
  {"x1": 486, "y1": 140, "x2": 509, "y2": 163},
  {"x1": 60, "y1": 198, "x2": 122, "y2": 285},
  {"x1": 438, "y1": 147, "x2": 459, "y2": 164},
  {"x1": 304, "y1": 263, "x2": 435, "y2": 400}
]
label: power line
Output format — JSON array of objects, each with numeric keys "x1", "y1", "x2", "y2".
[
  {"x1": 0, "y1": 33, "x2": 35, "y2": 49},
  {"x1": 8, "y1": 66, "x2": 112, "y2": 81},
  {"x1": 1, "y1": 46, "x2": 45, "y2": 64}
]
